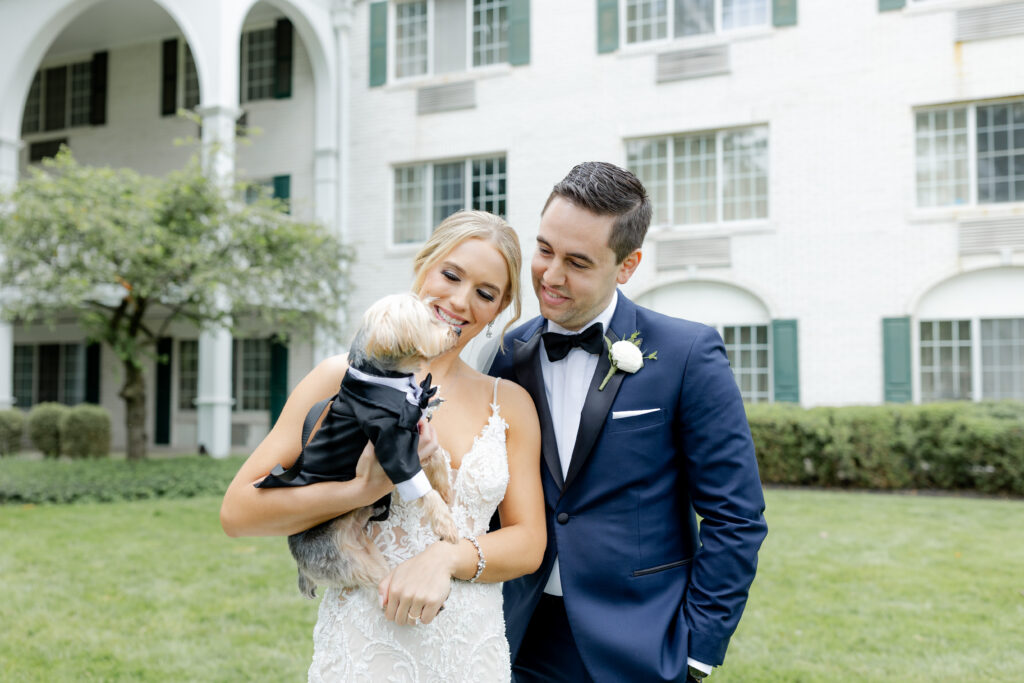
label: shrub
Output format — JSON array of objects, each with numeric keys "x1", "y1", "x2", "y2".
[
  {"x1": 27, "y1": 402, "x2": 69, "y2": 458},
  {"x1": 751, "y1": 401, "x2": 1024, "y2": 496},
  {"x1": 0, "y1": 455, "x2": 245, "y2": 505},
  {"x1": 0, "y1": 409, "x2": 25, "y2": 456},
  {"x1": 59, "y1": 404, "x2": 112, "y2": 459}
]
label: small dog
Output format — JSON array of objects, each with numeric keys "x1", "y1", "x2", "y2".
[{"x1": 255, "y1": 293, "x2": 460, "y2": 598}]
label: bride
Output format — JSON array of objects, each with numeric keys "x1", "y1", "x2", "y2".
[{"x1": 220, "y1": 210, "x2": 545, "y2": 681}]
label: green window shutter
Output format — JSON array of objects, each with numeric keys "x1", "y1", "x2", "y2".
[
  {"x1": 772, "y1": 319, "x2": 800, "y2": 403},
  {"x1": 879, "y1": 0, "x2": 905, "y2": 11},
  {"x1": 272, "y1": 175, "x2": 291, "y2": 214},
  {"x1": 882, "y1": 317, "x2": 912, "y2": 403},
  {"x1": 369, "y1": 2, "x2": 388, "y2": 87},
  {"x1": 270, "y1": 338, "x2": 289, "y2": 427},
  {"x1": 508, "y1": 0, "x2": 531, "y2": 65},
  {"x1": 274, "y1": 18, "x2": 293, "y2": 99},
  {"x1": 155, "y1": 338, "x2": 172, "y2": 445},
  {"x1": 773, "y1": 0, "x2": 797, "y2": 27},
  {"x1": 85, "y1": 343, "x2": 101, "y2": 404},
  {"x1": 90, "y1": 51, "x2": 108, "y2": 125},
  {"x1": 161, "y1": 39, "x2": 178, "y2": 116},
  {"x1": 597, "y1": 0, "x2": 619, "y2": 54}
]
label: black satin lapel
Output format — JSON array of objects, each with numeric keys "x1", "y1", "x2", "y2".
[
  {"x1": 562, "y1": 329, "x2": 624, "y2": 491},
  {"x1": 514, "y1": 329, "x2": 564, "y2": 490}
]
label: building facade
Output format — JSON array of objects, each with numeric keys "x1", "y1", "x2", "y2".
[{"x1": 1, "y1": 0, "x2": 1023, "y2": 454}]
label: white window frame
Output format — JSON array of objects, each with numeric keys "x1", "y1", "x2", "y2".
[
  {"x1": 914, "y1": 316, "x2": 1024, "y2": 402},
  {"x1": 178, "y1": 339, "x2": 199, "y2": 412},
  {"x1": 11, "y1": 343, "x2": 86, "y2": 408},
  {"x1": 233, "y1": 338, "x2": 272, "y2": 412},
  {"x1": 626, "y1": 126, "x2": 770, "y2": 231},
  {"x1": 390, "y1": 154, "x2": 507, "y2": 247},
  {"x1": 621, "y1": 0, "x2": 771, "y2": 47},
  {"x1": 710, "y1": 323, "x2": 773, "y2": 403},
  {"x1": 21, "y1": 59, "x2": 93, "y2": 135},
  {"x1": 388, "y1": 0, "x2": 510, "y2": 83},
  {"x1": 914, "y1": 97, "x2": 1024, "y2": 210},
  {"x1": 240, "y1": 25, "x2": 277, "y2": 103}
]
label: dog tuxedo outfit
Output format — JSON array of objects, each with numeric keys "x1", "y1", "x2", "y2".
[{"x1": 255, "y1": 363, "x2": 439, "y2": 517}]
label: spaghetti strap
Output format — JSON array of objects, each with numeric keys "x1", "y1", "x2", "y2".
[{"x1": 492, "y1": 377, "x2": 501, "y2": 406}]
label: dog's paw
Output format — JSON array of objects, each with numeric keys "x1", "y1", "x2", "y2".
[
  {"x1": 433, "y1": 514, "x2": 458, "y2": 544},
  {"x1": 298, "y1": 572, "x2": 318, "y2": 599}
]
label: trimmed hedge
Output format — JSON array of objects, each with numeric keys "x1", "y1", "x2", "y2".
[
  {"x1": 0, "y1": 455, "x2": 245, "y2": 505},
  {"x1": 747, "y1": 401, "x2": 1024, "y2": 496},
  {"x1": 59, "y1": 403, "x2": 112, "y2": 459},
  {"x1": 0, "y1": 409, "x2": 25, "y2": 456},
  {"x1": 27, "y1": 402, "x2": 68, "y2": 458}
]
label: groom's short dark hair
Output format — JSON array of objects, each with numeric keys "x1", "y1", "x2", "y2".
[{"x1": 543, "y1": 162, "x2": 652, "y2": 263}]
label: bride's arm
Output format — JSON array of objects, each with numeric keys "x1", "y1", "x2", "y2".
[
  {"x1": 380, "y1": 379, "x2": 545, "y2": 625},
  {"x1": 220, "y1": 355, "x2": 398, "y2": 537}
]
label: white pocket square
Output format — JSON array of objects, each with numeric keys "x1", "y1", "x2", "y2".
[{"x1": 611, "y1": 408, "x2": 660, "y2": 419}]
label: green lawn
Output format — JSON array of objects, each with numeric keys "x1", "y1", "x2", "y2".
[{"x1": 1, "y1": 489, "x2": 1022, "y2": 681}]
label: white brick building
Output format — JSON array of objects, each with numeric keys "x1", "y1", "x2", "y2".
[{"x1": 1, "y1": 0, "x2": 1022, "y2": 454}]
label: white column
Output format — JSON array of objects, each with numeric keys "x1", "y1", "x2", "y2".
[
  {"x1": 0, "y1": 136, "x2": 20, "y2": 410},
  {"x1": 315, "y1": 0, "x2": 354, "y2": 363},
  {"x1": 194, "y1": 106, "x2": 240, "y2": 457}
]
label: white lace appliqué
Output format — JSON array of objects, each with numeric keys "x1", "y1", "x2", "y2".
[{"x1": 309, "y1": 395, "x2": 511, "y2": 683}]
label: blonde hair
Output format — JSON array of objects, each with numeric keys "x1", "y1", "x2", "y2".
[
  {"x1": 412, "y1": 210, "x2": 522, "y2": 346},
  {"x1": 350, "y1": 293, "x2": 457, "y2": 373}
]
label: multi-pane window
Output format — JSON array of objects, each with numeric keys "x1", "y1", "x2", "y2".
[
  {"x1": 396, "y1": 1, "x2": 429, "y2": 78},
  {"x1": 241, "y1": 27, "x2": 276, "y2": 102},
  {"x1": 12, "y1": 346, "x2": 34, "y2": 408},
  {"x1": 920, "y1": 320, "x2": 972, "y2": 401},
  {"x1": 21, "y1": 61, "x2": 93, "y2": 134},
  {"x1": 628, "y1": 127, "x2": 768, "y2": 227},
  {"x1": 624, "y1": 0, "x2": 769, "y2": 44},
  {"x1": 916, "y1": 100, "x2": 1024, "y2": 207},
  {"x1": 980, "y1": 319, "x2": 1024, "y2": 400},
  {"x1": 920, "y1": 318, "x2": 1024, "y2": 401},
  {"x1": 393, "y1": 156, "x2": 506, "y2": 244},
  {"x1": 178, "y1": 340, "x2": 199, "y2": 411},
  {"x1": 473, "y1": 0, "x2": 509, "y2": 67},
  {"x1": 11, "y1": 344, "x2": 85, "y2": 408},
  {"x1": 391, "y1": 0, "x2": 509, "y2": 79},
  {"x1": 915, "y1": 108, "x2": 969, "y2": 207},
  {"x1": 69, "y1": 63, "x2": 92, "y2": 127},
  {"x1": 234, "y1": 339, "x2": 271, "y2": 411},
  {"x1": 723, "y1": 325, "x2": 771, "y2": 403}
]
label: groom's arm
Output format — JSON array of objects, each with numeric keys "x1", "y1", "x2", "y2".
[{"x1": 674, "y1": 325, "x2": 768, "y2": 666}]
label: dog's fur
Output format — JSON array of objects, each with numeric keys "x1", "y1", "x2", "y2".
[{"x1": 287, "y1": 293, "x2": 459, "y2": 598}]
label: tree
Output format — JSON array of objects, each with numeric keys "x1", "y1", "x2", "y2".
[{"x1": 0, "y1": 149, "x2": 353, "y2": 460}]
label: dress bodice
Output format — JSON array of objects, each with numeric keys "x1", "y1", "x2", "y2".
[{"x1": 309, "y1": 380, "x2": 512, "y2": 682}]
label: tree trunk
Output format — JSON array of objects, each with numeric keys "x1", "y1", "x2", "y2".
[{"x1": 120, "y1": 361, "x2": 148, "y2": 460}]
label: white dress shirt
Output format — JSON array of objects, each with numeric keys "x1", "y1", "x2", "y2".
[{"x1": 540, "y1": 292, "x2": 618, "y2": 596}]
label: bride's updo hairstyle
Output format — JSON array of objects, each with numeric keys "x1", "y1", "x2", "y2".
[{"x1": 412, "y1": 210, "x2": 522, "y2": 346}]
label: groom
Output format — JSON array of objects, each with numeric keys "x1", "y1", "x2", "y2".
[{"x1": 489, "y1": 162, "x2": 767, "y2": 682}]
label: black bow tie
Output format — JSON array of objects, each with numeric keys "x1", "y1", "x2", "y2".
[
  {"x1": 417, "y1": 374, "x2": 439, "y2": 411},
  {"x1": 542, "y1": 323, "x2": 605, "y2": 362}
]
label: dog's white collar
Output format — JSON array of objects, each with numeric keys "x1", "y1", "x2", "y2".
[{"x1": 346, "y1": 366, "x2": 422, "y2": 406}]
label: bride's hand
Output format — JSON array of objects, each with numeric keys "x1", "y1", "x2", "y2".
[
  {"x1": 354, "y1": 441, "x2": 393, "y2": 500},
  {"x1": 417, "y1": 419, "x2": 439, "y2": 464},
  {"x1": 378, "y1": 541, "x2": 455, "y2": 626}
]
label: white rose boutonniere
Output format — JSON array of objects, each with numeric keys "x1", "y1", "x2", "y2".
[{"x1": 599, "y1": 331, "x2": 658, "y2": 390}]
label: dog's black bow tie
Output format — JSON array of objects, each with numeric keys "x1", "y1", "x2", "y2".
[
  {"x1": 417, "y1": 374, "x2": 439, "y2": 411},
  {"x1": 542, "y1": 323, "x2": 605, "y2": 362}
]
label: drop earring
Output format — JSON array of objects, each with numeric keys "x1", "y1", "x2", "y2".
[{"x1": 486, "y1": 321, "x2": 494, "y2": 338}]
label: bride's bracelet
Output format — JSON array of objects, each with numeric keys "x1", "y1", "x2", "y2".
[{"x1": 465, "y1": 535, "x2": 486, "y2": 583}]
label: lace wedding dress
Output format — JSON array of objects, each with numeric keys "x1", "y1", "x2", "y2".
[{"x1": 309, "y1": 379, "x2": 511, "y2": 682}]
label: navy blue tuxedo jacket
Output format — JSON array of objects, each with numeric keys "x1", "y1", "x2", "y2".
[{"x1": 489, "y1": 293, "x2": 767, "y2": 682}]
